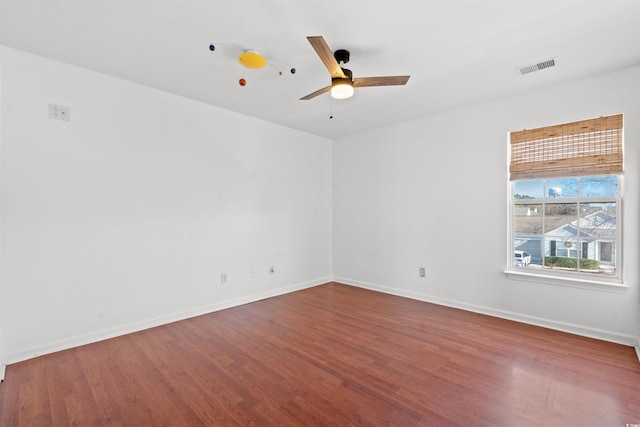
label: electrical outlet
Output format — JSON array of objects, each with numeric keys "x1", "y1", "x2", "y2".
[
  {"x1": 49, "y1": 103, "x2": 70, "y2": 121},
  {"x1": 221, "y1": 273, "x2": 227, "y2": 284},
  {"x1": 419, "y1": 267, "x2": 426, "y2": 278}
]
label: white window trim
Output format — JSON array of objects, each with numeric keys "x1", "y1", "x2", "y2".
[
  {"x1": 504, "y1": 269, "x2": 627, "y2": 293},
  {"x1": 505, "y1": 177, "x2": 626, "y2": 292}
]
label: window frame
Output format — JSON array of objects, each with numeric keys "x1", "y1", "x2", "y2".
[
  {"x1": 505, "y1": 114, "x2": 626, "y2": 291},
  {"x1": 505, "y1": 176, "x2": 626, "y2": 291}
]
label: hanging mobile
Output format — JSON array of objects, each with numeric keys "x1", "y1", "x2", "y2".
[{"x1": 208, "y1": 43, "x2": 296, "y2": 88}]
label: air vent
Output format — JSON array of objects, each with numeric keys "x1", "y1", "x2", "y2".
[{"x1": 516, "y1": 57, "x2": 557, "y2": 76}]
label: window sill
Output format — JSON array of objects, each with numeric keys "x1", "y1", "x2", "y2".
[{"x1": 504, "y1": 269, "x2": 628, "y2": 293}]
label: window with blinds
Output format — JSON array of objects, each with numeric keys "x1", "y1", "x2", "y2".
[
  {"x1": 507, "y1": 114, "x2": 623, "y2": 284},
  {"x1": 509, "y1": 114, "x2": 623, "y2": 180}
]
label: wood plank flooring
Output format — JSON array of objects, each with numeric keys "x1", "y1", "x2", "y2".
[{"x1": 1, "y1": 282, "x2": 639, "y2": 426}]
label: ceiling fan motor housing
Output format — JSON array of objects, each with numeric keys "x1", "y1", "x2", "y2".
[
  {"x1": 334, "y1": 49, "x2": 350, "y2": 65},
  {"x1": 333, "y1": 68, "x2": 353, "y2": 83}
]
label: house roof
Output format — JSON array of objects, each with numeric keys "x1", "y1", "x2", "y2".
[
  {"x1": 515, "y1": 208, "x2": 616, "y2": 240},
  {"x1": 546, "y1": 209, "x2": 616, "y2": 239}
]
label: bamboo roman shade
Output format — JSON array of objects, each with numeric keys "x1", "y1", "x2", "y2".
[{"x1": 509, "y1": 114, "x2": 623, "y2": 180}]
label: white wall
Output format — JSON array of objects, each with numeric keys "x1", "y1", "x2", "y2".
[
  {"x1": 1, "y1": 45, "x2": 638, "y2": 368},
  {"x1": 333, "y1": 65, "x2": 640, "y2": 345},
  {"x1": 0, "y1": 46, "x2": 332, "y2": 364}
]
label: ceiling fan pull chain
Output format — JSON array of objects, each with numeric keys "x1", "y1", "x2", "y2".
[{"x1": 329, "y1": 97, "x2": 334, "y2": 119}]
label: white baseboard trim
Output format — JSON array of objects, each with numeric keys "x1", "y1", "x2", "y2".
[
  {"x1": 635, "y1": 346, "x2": 640, "y2": 364},
  {"x1": 5, "y1": 276, "x2": 330, "y2": 366},
  {"x1": 0, "y1": 364, "x2": 5, "y2": 382},
  {"x1": 334, "y1": 276, "x2": 638, "y2": 347}
]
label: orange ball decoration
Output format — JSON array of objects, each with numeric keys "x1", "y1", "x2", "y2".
[{"x1": 239, "y1": 78, "x2": 247, "y2": 86}]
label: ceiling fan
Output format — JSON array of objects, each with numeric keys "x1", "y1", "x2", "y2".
[{"x1": 300, "y1": 36, "x2": 410, "y2": 101}]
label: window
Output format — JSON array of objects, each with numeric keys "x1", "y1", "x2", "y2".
[
  {"x1": 512, "y1": 176, "x2": 619, "y2": 278},
  {"x1": 508, "y1": 114, "x2": 623, "y2": 285}
]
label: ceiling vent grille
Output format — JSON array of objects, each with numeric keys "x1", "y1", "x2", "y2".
[{"x1": 516, "y1": 58, "x2": 557, "y2": 76}]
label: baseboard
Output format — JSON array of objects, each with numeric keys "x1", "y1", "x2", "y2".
[
  {"x1": 5, "y1": 276, "x2": 330, "y2": 365},
  {"x1": 0, "y1": 364, "x2": 5, "y2": 382},
  {"x1": 334, "y1": 276, "x2": 638, "y2": 347},
  {"x1": 635, "y1": 346, "x2": 640, "y2": 364}
]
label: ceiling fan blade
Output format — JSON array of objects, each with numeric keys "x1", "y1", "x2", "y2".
[
  {"x1": 353, "y1": 76, "x2": 411, "y2": 87},
  {"x1": 300, "y1": 86, "x2": 331, "y2": 100},
  {"x1": 307, "y1": 36, "x2": 346, "y2": 79}
]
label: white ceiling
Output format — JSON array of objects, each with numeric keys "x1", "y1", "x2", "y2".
[{"x1": 2, "y1": 0, "x2": 639, "y2": 139}]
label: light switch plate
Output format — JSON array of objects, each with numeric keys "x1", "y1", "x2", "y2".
[{"x1": 49, "y1": 104, "x2": 70, "y2": 121}]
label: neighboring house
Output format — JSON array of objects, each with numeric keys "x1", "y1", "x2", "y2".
[
  {"x1": 544, "y1": 207, "x2": 616, "y2": 265},
  {"x1": 515, "y1": 207, "x2": 616, "y2": 266}
]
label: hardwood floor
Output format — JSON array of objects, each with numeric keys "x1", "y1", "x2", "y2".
[{"x1": 1, "y1": 282, "x2": 639, "y2": 426}]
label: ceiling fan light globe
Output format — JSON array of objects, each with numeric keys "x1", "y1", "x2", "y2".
[{"x1": 331, "y1": 81, "x2": 354, "y2": 99}]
